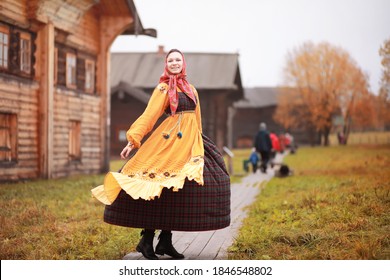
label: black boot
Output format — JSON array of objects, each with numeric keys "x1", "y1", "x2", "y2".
[
  {"x1": 155, "y1": 230, "x2": 184, "y2": 259},
  {"x1": 136, "y1": 229, "x2": 158, "y2": 260}
]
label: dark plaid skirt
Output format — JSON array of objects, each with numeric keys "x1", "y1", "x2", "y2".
[{"x1": 103, "y1": 134, "x2": 231, "y2": 231}]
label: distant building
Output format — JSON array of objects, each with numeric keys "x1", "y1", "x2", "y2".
[
  {"x1": 110, "y1": 49, "x2": 243, "y2": 156},
  {"x1": 0, "y1": 0, "x2": 156, "y2": 181},
  {"x1": 230, "y1": 87, "x2": 308, "y2": 148}
]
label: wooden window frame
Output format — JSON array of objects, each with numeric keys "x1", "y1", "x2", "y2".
[
  {"x1": 54, "y1": 47, "x2": 58, "y2": 84},
  {"x1": 19, "y1": 32, "x2": 31, "y2": 74},
  {"x1": 66, "y1": 53, "x2": 77, "y2": 89},
  {"x1": 0, "y1": 113, "x2": 18, "y2": 163},
  {"x1": 85, "y1": 59, "x2": 95, "y2": 94},
  {"x1": 118, "y1": 129, "x2": 127, "y2": 142},
  {"x1": 0, "y1": 25, "x2": 9, "y2": 69},
  {"x1": 69, "y1": 120, "x2": 81, "y2": 161}
]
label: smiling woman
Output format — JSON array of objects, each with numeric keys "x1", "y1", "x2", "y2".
[
  {"x1": 166, "y1": 51, "x2": 183, "y2": 74},
  {"x1": 91, "y1": 49, "x2": 231, "y2": 260}
]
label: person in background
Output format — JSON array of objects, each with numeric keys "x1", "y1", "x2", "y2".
[
  {"x1": 254, "y1": 122, "x2": 272, "y2": 173},
  {"x1": 91, "y1": 49, "x2": 231, "y2": 260},
  {"x1": 269, "y1": 131, "x2": 281, "y2": 167},
  {"x1": 337, "y1": 131, "x2": 345, "y2": 145},
  {"x1": 284, "y1": 132, "x2": 291, "y2": 148},
  {"x1": 278, "y1": 132, "x2": 286, "y2": 153},
  {"x1": 249, "y1": 147, "x2": 259, "y2": 173},
  {"x1": 284, "y1": 132, "x2": 296, "y2": 153}
]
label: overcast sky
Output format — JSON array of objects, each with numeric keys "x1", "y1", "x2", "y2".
[{"x1": 110, "y1": 0, "x2": 390, "y2": 94}]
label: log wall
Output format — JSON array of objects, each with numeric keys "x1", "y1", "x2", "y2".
[
  {"x1": 0, "y1": 0, "x2": 136, "y2": 181},
  {"x1": 52, "y1": 88, "x2": 101, "y2": 177},
  {"x1": 0, "y1": 0, "x2": 30, "y2": 27},
  {"x1": 0, "y1": 77, "x2": 40, "y2": 181}
]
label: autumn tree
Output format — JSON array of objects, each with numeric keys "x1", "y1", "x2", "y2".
[
  {"x1": 378, "y1": 38, "x2": 390, "y2": 129},
  {"x1": 274, "y1": 41, "x2": 373, "y2": 145}
]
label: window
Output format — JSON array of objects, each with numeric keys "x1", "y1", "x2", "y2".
[
  {"x1": 0, "y1": 25, "x2": 9, "y2": 69},
  {"x1": 85, "y1": 59, "x2": 95, "y2": 93},
  {"x1": 20, "y1": 32, "x2": 31, "y2": 74},
  {"x1": 0, "y1": 25, "x2": 35, "y2": 78},
  {"x1": 66, "y1": 53, "x2": 76, "y2": 88},
  {"x1": 69, "y1": 120, "x2": 81, "y2": 160},
  {"x1": 0, "y1": 113, "x2": 17, "y2": 162},
  {"x1": 118, "y1": 130, "x2": 127, "y2": 142}
]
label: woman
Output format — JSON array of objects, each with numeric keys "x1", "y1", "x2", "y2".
[{"x1": 92, "y1": 49, "x2": 231, "y2": 260}]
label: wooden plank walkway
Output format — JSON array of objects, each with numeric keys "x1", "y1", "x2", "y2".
[{"x1": 123, "y1": 154, "x2": 284, "y2": 260}]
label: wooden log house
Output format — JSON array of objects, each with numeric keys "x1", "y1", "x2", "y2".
[
  {"x1": 0, "y1": 0, "x2": 156, "y2": 181},
  {"x1": 231, "y1": 87, "x2": 310, "y2": 148}
]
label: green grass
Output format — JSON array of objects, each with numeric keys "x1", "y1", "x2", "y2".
[
  {"x1": 228, "y1": 144, "x2": 390, "y2": 260},
  {"x1": 224, "y1": 148, "x2": 252, "y2": 183},
  {"x1": 1, "y1": 144, "x2": 389, "y2": 259}
]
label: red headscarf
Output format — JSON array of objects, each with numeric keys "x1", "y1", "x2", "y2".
[{"x1": 159, "y1": 49, "x2": 196, "y2": 115}]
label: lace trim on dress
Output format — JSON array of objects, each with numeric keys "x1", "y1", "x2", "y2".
[{"x1": 91, "y1": 156, "x2": 204, "y2": 204}]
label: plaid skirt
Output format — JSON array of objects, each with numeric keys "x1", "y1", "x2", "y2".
[{"x1": 103, "y1": 134, "x2": 231, "y2": 231}]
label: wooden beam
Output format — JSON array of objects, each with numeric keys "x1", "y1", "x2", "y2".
[
  {"x1": 97, "y1": 15, "x2": 133, "y2": 172},
  {"x1": 37, "y1": 22, "x2": 55, "y2": 178},
  {"x1": 227, "y1": 106, "x2": 236, "y2": 149},
  {"x1": 27, "y1": 0, "x2": 99, "y2": 33},
  {"x1": 215, "y1": 94, "x2": 226, "y2": 151}
]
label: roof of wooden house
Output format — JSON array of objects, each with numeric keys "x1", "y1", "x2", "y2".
[
  {"x1": 122, "y1": 0, "x2": 157, "y2": 37},
  {"x1": 234, "y1": 87, "x2": 282, "y2": 108},
  {"x1": 110, "y1": 52, "x2": 242, "y2": 91},
  {"x1": 112, "y1": 81, "x2": 151, "y2": 103}
]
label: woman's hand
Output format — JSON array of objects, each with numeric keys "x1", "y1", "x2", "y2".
[{"x1": 120, "y1": 142, "x2": 134, "y2": 159}]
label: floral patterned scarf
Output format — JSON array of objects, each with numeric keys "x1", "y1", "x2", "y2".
[{"x1": 159, "y1": 49, "x2": 196, "y2": 115}]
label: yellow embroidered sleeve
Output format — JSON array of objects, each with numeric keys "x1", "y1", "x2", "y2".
[{"x1": 126, "y1": 83, "x2": 169, "y2": 148}]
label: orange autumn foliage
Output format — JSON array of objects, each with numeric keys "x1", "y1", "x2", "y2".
[{"x1": 274, "y1": 41, "x2": 374, "y2": 145}]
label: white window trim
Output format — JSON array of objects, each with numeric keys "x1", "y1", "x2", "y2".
[
  {"x1": 19, "y1": 32, "x2": 31, "y2": 74},
  {"x1": 85, "y1": 59, "x2": 95, "y2": 93},
  {"x1": 66, "y1": 53, "x2": 77, "y2": 88},
  {"x1": 0, "y1": 25, "x2": 9, "y2": 69}
]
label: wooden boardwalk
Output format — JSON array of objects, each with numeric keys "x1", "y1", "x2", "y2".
[{"x1": 123, "y1": 154, "x2": 283, "y2": 260}]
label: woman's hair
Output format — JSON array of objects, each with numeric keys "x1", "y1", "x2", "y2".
[{"x1": 166, "y1": 49, "x2": 182, "y2": 57}]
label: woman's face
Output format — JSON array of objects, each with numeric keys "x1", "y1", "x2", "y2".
[{"x1": 166, "y1": 52, "x2": 183, "y2": 74}]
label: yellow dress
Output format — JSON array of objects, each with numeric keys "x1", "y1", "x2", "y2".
[{"x1": 92, "y1": 83, "x2": 204, "y2": 204}]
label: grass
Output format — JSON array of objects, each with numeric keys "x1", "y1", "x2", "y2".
[
  {"x1": 0, "y1": 162, "x2": 140, "y2": 260},
  {"x1": 225, "y1": 148, "x2": 252, "y2": 183},
  {"x1": 228, "y1": 144, "x2": 390, "y2": 260},
  {"x1": 1, "y1": 143, "x2": 389, "y2": 259}
]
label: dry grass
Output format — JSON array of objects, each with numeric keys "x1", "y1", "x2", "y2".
[
  {"x1": 1, "y1": 143, "x2": 389, "y2": 260},
  {"x1": 228, "y1": 144, "x2": 390, "y2": 260},
  {"x1": 0, "y1": 163, "x2": 140, "y2": 260}
]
